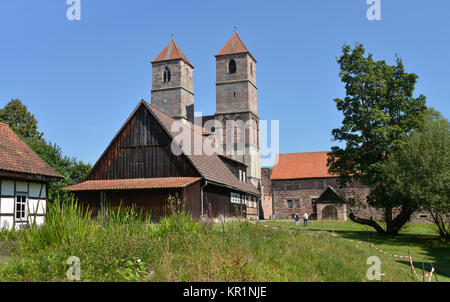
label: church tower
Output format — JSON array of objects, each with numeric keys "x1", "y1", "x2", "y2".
[
  {"x1": 151, "y1": 39, "x2": 194, "y2": 123},
  {"x1": 214, "y1": 32, "x2": 261, "y2": 189}
]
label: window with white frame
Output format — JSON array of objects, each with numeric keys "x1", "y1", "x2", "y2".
[
  {"x1": 231, "y1": 192, "x2": 241, "y2": 204},
  {"x1": 15, "y1": 195, "x2": 28, "y2": 222},
  {"x1": 239, "y1": 169, "x2": 242, "y2": 181}
]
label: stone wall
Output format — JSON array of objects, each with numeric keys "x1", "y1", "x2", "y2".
[
  {"x1": 151, "y1": 60, "x2": 194, "y2": 122},
  {"x1": 271, "y1": 177, "x2": 375, "y2": 220},
  {"x1": 261, "y1": 167, "x2": 272, "y2": 219},
  {"x1": 215, "y1": 53, "x2": 257, "y2": 115}
]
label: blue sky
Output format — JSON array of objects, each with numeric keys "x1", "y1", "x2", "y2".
[{"x1": 0, "y1": 0, "x2": 449, "y2": 167}]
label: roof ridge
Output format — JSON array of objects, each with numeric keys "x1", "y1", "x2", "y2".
[
  {"x1": 215, "y1": 32, "x2": 253, "y2": 59},
  {"x1": 0, "y1": 122, "x2": 63, "y2": 179},
  {"x1": 152, "y1": 40, "x2": 194, "y2": 68}
]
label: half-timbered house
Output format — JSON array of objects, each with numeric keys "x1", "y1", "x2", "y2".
[{"x1": 0, "y1": 123, "x2": 63, "y2": 230}]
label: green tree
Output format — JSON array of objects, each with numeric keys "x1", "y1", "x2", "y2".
[
  {"x1": 0, "y1": 99, "x2": 43, "y2": 139},
  {"x1": 24, "y1": 137, "x2": 92, "y2": 201},
  {"x1": 380, "y1": 108, "x2": 450, "y2": 239},
  {"x1": 328, "y1": 43, "x2": 427, "y2": 235},
  {"x1": 1, "y1": 99, "x2": 91, "y2": 201}
]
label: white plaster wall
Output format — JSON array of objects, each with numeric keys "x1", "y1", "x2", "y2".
[
  {"x1": 28, "y1": 216, "x2": 45, "y2": 226},
  {"x1": 0, "y1": 216, "x2": 13, "y2": 231},
  {"x1": 29, "y1": 183, "x2": 46, "y2": 198},
  {"x1": 15, "y1": 222, "x2": 27, "y2": 231},
  {"x1": 0, "y1": 197, "x2": 14, "y2": 214},
  {"x1": 1, "y1": 180, "x2": 14, "y2": 196},
  {"x1": 28, "y1": 199, "x2": 46, "y2": 215}
]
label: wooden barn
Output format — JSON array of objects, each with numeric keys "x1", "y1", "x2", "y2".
[
  {"x1": 66, "y1": 100, "x2": 260, "y2": 221},
  {"x1": 0, "y1": 123, "x2": 63, "y2": 230}
]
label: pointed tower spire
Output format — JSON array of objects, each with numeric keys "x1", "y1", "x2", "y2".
[
  {"x1": 152, "y1": 39, "x2": 194, "y2": 68},
  {"x1": 151, "y1": 39, "x2": 194, "y2": 122},
  {"x1": 215, "y1": 32, "x2": 256, "y2": 62},
  {"x1": 214, "y1": 31, "x2": 260, "y2": 188}
]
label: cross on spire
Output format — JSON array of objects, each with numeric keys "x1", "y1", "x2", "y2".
[
  {"x1": 171, "y1": 33, "x2": 174, "y2": 40},
  {"x1": 234, "y1": 25, "x2": 238, "y2": 33}
]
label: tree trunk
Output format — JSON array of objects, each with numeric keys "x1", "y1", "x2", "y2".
[
  {"x1": 429, "y1": 211, "x2": 450, "y2": 240},
  {"x1": 385, "y1": 207, "x2": 413, "y2": 234},
  {"x1": 348, "y1": 213, "x2": 386, "y2": 234},
  {"x1": 349, "y1": 207, "x2": 413, "y2": 235}
]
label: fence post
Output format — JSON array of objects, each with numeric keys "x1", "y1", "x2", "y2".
[
  {"x1": 408, "y1": 248, "x2": 414, "y2": 280},
  {"x1": 431, "y1": 263, "x2": 438, "y2": 282},
  {"x1": 221, "y1": 217, "x2": 225, "y2": 234}
]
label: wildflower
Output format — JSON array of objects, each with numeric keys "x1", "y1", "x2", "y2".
[{"x1": 137, "y1": 259, "x2": 142, "y2": 263}]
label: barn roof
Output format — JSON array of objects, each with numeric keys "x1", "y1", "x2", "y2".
[
  {"x1": 65, "y1": 177, "x2": 201, "y2": 191},
  {"x1": 66, "y1": 100, "x2": 259, "y2": 196},
  {"x1": 143, "y1": 101, "x2": 259, "y2": 195},
  {"x1": 0, "y1": 123, "x2": 64, "y2": 180},
  {"x1": 271, "y1": 152, "x2": 337, "y2": 180}
]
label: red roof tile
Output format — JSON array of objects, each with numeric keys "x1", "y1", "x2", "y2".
[
  {"x1": 216, "y1": 33, "x2": 250, "y2": 57},
  {"x1": 65, "y1": 177, "x2": 201, "y2": 191},
  {"x1": 0, "y1": 123, "x2": 63, "y2": 179},
  {"x1": 152, "y1": 40, "x2": 194, "y2": 68},
  {"x1": 270, "y1": 152, "x2": 337, "y2": 180}
]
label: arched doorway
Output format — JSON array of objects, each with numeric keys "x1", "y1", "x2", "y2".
[{"x1": 322, "y1": 205, "x2": 338, "y2": 220}]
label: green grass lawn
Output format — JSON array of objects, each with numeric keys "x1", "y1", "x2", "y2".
[
  {"x1": 263, "y1": 220, "x2": 450, "y2": 282},
  {"x1": 0, "y1": 200, "x2": 448, "y2": 282}
]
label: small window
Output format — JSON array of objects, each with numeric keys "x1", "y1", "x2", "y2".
[
  {"x1": 295, "y1": 200, "x2": 300, "y2": 208},
  {"x1": 250, "y1": 62, "x2": 253, "y2": 76},
  {"x1": 15, "y1": 195, "x2": 27, "y2": 222},
  {"x1": 163, "y1": 66, "x2": 171, "y2": 82},
  {"x1": 243, "y1": 171, "x2": 246, "y2": 182},
  {"x1": 239, "y1": 170, "x2": 242, "y2": 181},
  {"x1": 287, "y1": 200, "x2": 293, "y2": 209},
  {"x1": 228, "y1": 59, "x2": 237, "y2": 73},
  {"x1": 231, "y1": 192, "x2": 241, "y2": 204}
]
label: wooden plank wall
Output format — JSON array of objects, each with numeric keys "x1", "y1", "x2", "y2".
[
  {"x1": 87, "y1": 104, "x2": 199, "y2": 180},
  {"x1": 203, "y1": 184, "x2": 246, "y2": 218},
  {"x1": 75, "y1": 183, "x2": 201, "y2": 221}
]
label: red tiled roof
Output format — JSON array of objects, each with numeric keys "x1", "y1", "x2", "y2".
[
  {"x1": 65, "y1": 177, "x2": 201, "y2": 191},
  {"x1": 270, "y1": 152, "x2": 337, "y2": 180},
  {"x1": 216, "y1": 33, "x2": 250, "y2": 57},
  {"x1": 144, "y1": 102, "x2": 259, "y2": 195},
  {"x1": 152, "y1": 40, "x2": 194, "y2": 68},
  {"x1": 0, "y1": 123, "x2": 63, "y2": 179}
]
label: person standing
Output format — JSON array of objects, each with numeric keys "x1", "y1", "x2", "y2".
[
  {"x1": 303, "y1": 212, "x2": 309, "y2": 227},
  {"x1": 294, "y1": 213, "x2": 300, "y2": 226}
]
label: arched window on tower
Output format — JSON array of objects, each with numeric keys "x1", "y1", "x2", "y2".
[
  {"x1": 228, "y1": 59, "x2": 237, "y2": 74},
  {"x1": 163, "y1": 66, "x2": 171, "y2": 82},
  {"x1": 250, "y1": 62, "x2": 253, "y2": 77}
]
